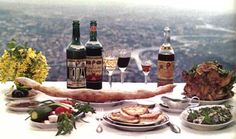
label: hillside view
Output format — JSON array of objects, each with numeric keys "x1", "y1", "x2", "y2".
[{"x1": 0, "y1": 1, "x2": 235, "y2": 82}]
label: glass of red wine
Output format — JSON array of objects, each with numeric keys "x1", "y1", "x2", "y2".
[
  {"x1": 117, "y1": 49, "x2": 131, "y2": 83},
  {"x1": 141, "y1": 59, "x2": 152, "y2": 84}
]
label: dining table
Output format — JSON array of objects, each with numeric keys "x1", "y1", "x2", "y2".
[{"x1": 0, "y1": 81, "x2": 235, "y2": 139}]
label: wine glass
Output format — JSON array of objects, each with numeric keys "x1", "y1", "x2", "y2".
[
  {"x1": 103, "y1": 50, "x2": 118, "y2": 88},
  {"x1": 141, "y1": 59, "x2": 152, "y2": 84},
  {"x1": 117, "y1": 49, "x2": 131, "y2": 83}
]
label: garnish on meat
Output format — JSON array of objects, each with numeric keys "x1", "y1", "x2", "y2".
[{"x1": 182, "y1": 61, "x2": 235, "y2": 101}]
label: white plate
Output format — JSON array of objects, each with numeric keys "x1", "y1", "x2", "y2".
[
  {"x1": 197, "y1": 98, "x2": 233, "y2": 105},
  {"x1": 180, "y1": 105, "x2": 234, "y2": 130},
  {"x1": 124, "y1": 99, "x2": 156, "y2": 108},
  {"x1": 106, "y1": 111, "x2": 165, "y2": 126},
  {"x1": 30, "y1": 121, "x2": 58, "y2": 129},
  {"x1": 5, "y1": 89, "x2": 39, "y2": 100},
  {"x1": 80, "y1": 100, "x2": 124, "y2": 107},
  {"x1": 103, "y1": 113, "x2": 169, "y2": 132},
  {"x1": 158, "y1": 103, "x2": 185, "y2": 113},
  {"x1": 6, "y1": 100, "x2": 39, "y2": 112}
]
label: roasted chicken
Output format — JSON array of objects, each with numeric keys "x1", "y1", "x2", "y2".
[{"x1": 182, "y1": 61, "x2": 235, "y2": 101}]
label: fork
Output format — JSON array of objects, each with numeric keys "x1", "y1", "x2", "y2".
[{"x1": 95, "y1": 107, "x2": 104, "y2": 133}]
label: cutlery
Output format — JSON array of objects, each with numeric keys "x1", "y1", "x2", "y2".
[
  {"x1": 167, "y1": 121, "x2": 181, "y2": 133},
  {"x1": 95, "y1": 107, "x2": 104, "y2": 133}
]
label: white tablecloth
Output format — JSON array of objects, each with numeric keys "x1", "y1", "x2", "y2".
[{"x1": 0, "y1": 82, "x2": 235, "y2": 139}]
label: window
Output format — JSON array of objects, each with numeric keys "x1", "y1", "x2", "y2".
[{"x1": 0, "y1": 0, "x2": 235, "y2": 82}]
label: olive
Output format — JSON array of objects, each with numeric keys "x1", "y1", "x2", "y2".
[
  {"x1": 21, "y1": 90, "x2": 29, "y2": 97},
  {"x1": 12, "y1": 90, "x2": 28, "y2": 98}
]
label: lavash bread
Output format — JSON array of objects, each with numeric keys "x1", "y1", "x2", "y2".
[
  {"x1": 109, "y1": 104, "x2": 164, "y2": 124},
  {"x1": 139, "y1": 111, "x2": 163, "y2": 123},
  {"x1": 121, "y1": 104, "x2": 149, "y2": 116},
  {"x1": 110, "y1": 111, "x2": 139, "y2": 124}
]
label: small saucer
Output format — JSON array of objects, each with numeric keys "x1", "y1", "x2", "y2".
[
  {"x1": 124, "y1": 100, "x2": 156, "y2": 108},
  {"x1": 6, "y1": 100, "x2": 39, "y2": 112},
  {"x1": 158, "y1": 103, "x2": 184, "y2": 113},
  {"x1": 5, "y1": 90, "x2": 39, "y2": 100}
]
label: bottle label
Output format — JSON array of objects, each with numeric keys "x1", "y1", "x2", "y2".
[
  {"x1": 157, "y1": 60, "x2": 174, "y2": 80},
  {"x1": 157, "y1": 79, "x2": 174, "y2": 86},
  {"x1": 86, "y1": 56, "x2": 103, "y2": 82},
  {"x1": 90, "y1": 25, "x2": 97, "y2": 32},
  {"x1": 160, "y1": 45, "x2": 173, "y2": 52},
  {"x1": 67, "y1": 59, "x2": 86, "y2": 88},
  {"x1": 70, "y1": 44, "x2": 84, "y2": 49}
]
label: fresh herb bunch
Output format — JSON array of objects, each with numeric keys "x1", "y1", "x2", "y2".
[
  {"x1": 0, "y1": 39, "x2": 48, "y2": 88},
  {"x1": 186, "y1": 61, "x2": 230, "y2": 76},
  {"x1": 56, "y1": 113, "x2": 76, "y2": 136},
  {"x1": 56, "y1": 100, "x2": 95, "y2": 136}
]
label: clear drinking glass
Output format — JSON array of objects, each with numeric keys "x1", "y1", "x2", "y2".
[
  {"x1": 117, "y1": 49, "x2": 131, "y2": 83},
  {"x1": 141, "y1": 59, "x2": 152, "y2": 84},
  {"x1": 103, "y1": 50, "x2": 118, "y2": 88}
]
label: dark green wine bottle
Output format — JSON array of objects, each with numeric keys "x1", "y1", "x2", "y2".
[
  {"x1": 85, "y1": 21, "x2": 103, "y2": 89},
  {"x1": 66, "y1": 20, "x2": 86, "y2": 88}
]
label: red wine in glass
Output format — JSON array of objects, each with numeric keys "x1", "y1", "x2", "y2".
[
  {"x1": 141, "y1": 64, "x2": 151, "y2": 73},
  {"x1": 118, "y1": 56, "x2": 130, "y2": 83},
  {"x1": 118, "y1": 57, "x2": 130, "y2": 68}
]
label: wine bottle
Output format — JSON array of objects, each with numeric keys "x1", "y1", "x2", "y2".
[
  {"x1": 85, "y1": 20, "x2": 103, "y2": 89},
  {"x1": 157, "y1": 27, "x2": 175, "y2": 86},
  {"x1": 66, "y1": 20, "x2": 86, "y2": 89}
]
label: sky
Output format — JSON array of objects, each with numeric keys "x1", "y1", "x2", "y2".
[{"x1": 0, "y1": 0, "x2": 235, "y2": 13}]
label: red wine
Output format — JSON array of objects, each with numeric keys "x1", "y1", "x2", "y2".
[
  {"x1": 118, "y1": 57, "x2": 130, "y2": 68},
  {"x1": 141, "y1": 64, "x2": 151, "y2": 73}
]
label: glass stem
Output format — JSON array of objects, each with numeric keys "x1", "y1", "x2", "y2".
[
  {"x1": 108, "y1": 74, "x2": 112, "y2": 88},
  {"x1": 121, "y1": 71, "x2": 124, "y2": 83},
  {"x1": 145, "y1": 75, "x2": 148, "y2": 84}
]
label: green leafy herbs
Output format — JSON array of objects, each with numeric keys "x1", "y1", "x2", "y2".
[
  {"x1": 6, "y1": 39, "x2": 30, "y2": 60},
  {"x1": 72, "y1": 100, "x2": 95, "y2": 116},
  {"x1": 187, "y1": 106, "x2": 232, "y2": 125},
  {"x1": 186, "y1": 64, "x2": 197, "y2": 75},
  {"x1": 56, "y1": 113, "x2": 76, "y2": 136},
  {"x1": 186, "y1": 60, "x2": 230, "y2": 76},
  {"x1": 218, "y1": 68, "x2": 229, "y2": 76},
  {"x1": 56, "y1": 100, "x2": 95, "y2": 136},
  {"x1": 224, "y1": 104, "x2": 233, "y2": 109},
  {"x1": 223, "y1": 75, "x2": 236, "y2": 96}
]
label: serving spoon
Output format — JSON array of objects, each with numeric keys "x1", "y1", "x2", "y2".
[{"x1": 167, "y1": 121, "x2": 181, "y2": 133}]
